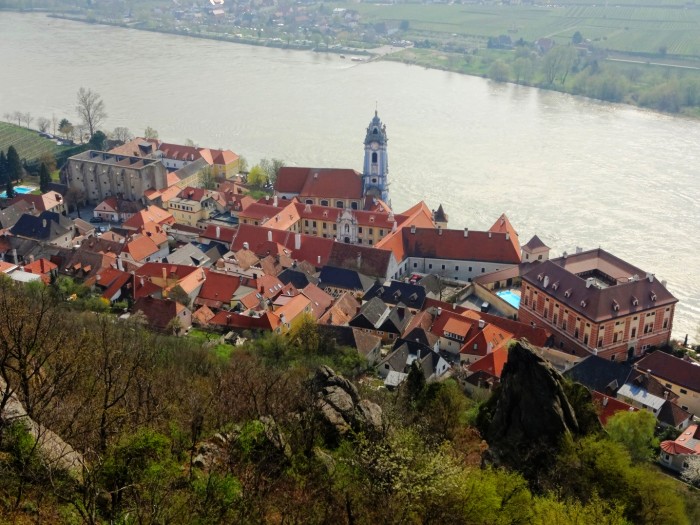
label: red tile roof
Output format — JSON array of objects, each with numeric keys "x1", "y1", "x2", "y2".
[
  {"x1": 133, "y1": 296, "x2": 188, "y2": 332},
  {"x1": 200, "y1": 224, "x2": 237, "y2": 245},
  {"x1": 195, "y1": 269, "x2": 241, "y2": 310},
  {"x1": 122, "y1": 206, "x2": 175, "y2": 230},
  {"x1": 209, "y1": 310, "x2": 281, "y2": 331},
  {"x1": 274, "y1": 167, "x2": 363, "y2": 200},
  {"x1": 635, "y1": 351, "x2": 700, "y2": 393},
  {"x1": 468, "y1": 346, "x2": 509, "y2": 378},
  {"x1": 591, "y1": 391, "x2": 638, "y2": 426}
]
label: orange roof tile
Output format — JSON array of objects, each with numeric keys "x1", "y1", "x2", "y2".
[{"x1": 468, "y1": 346, "x2": 509, "y2": 378}]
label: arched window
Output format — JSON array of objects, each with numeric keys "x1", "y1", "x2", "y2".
[
  {"x1": 371, "y1": 152, "x2": 377, "y2": 163},
  {"x1": 345, "y1": 224, "x2": 350, "y2": 233}
]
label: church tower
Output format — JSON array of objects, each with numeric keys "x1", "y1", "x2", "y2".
[{"x1": 362, "y1": 111, "x2": 390, "y2": 205}]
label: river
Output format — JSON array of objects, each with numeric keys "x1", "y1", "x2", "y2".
[{"x1": 1, "y1": 13, "x2": 698, "y2": 342}]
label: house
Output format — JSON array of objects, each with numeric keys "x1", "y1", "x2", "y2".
[
  {"x1": 121, "y1": 234, "x2": 167, "y2": 266},
  {"x1": 0, "y1": 201, "x2": 34, "y2": 230},
  {"x1": 133, "y1": 296, "x2": 192, "y2": 334},
  {"x1": 274, "y1": 167, "x2": 365, "y2": 210},
  {"x1": 318, "y1": 292, "x2": 360, "y2": 326},
  {"x1": 616, "y1": 370, "x2": 678, "y2": 416},
  {"x1": 318, "y1": 266, "x2": 374, "y2": 297},
  {"x1": 377, "y1": 340, "x2": 449, "y2": 388},
  {"x1": 363, "y1": 280, "x2": 426, "y2": 311},
  {"x1": 94, "y1": 267, "x2": 132, "y2": 302},
  {"x1": 10, "y1": 191, "x2": 67, "y2": 215},
  {"x1": 163, "y1": 243, "x2": 211, "y2": 268},
  {"x1": 319, "y1": 325, "x2": 383, "y2": 364},
  {"x1": 634, "y1": 351, "x2": 700, "y2": 415},
  {"x1": 166, "y1": 187, "x2": 226, "y2": 227},
  {"x1": 122, "y1": 206, "x2": 175, "y2": 231},
  {"x1": 521, "y1": 235, "x2": 550, "y2": 263},
  {"x1": 564, "y1": 355, "x2": 632, "y2": 395},
  {"x1": 659, "y1": 424, "x2": 700, "y2": 474},
  {"x1": 131, "y1": 263, "x2": 206, "y2": 302},
  {"x1": 208, "y1": 310, "x2": 282, "y2": 333},
  {"x1": 326, "y1": 242, "x2": 396, "y2": 280},
  {"x1": 93, "y1": 197, "x2": 143, "y2": 222},
  {"x1": 10, "y1": 211, "x2": 75, "y2": 247},
  {"x1": 349, "y1": 297, "x2": 413, "y2": 343},
  {"x1": 519, "y1": 248, "x2": 678, "y2": 361},
  {"x1": 465, "y1": 345, "x2": 509, "y2": 391},
  {"x1": 21, "y1": 257, "x2": 58, "y2": 284},
  {"x1": 300, "y1": 283, "x2": 333, "y2": 320},
  {"x1": 591, "y1": 391, "x2": 638, "y2": 426},
  {"x1": 377, "y1": 214, "x2": 521, "y2": 283},
  {"x1": 193, "y1": 269, "x2": 241, "y2": 311},
  {"x1": 429, "y1": 309, "x2": 478, "y2": 355}
]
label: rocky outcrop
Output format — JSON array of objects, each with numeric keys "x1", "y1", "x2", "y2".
[
  {"x1": 1, "y1": 377, "x2": 84, "y2": 476},
  {"x1": 481, "y1": 341, "x2": 582, "y2": 475},
  {"x1": 312, "y1": 366, "x2": 383, "y2": 442}
]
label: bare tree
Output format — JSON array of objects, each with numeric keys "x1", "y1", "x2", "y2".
[
  {"x1": 111, "y1": 126, "x2": 133, "y2": 143},
  {"x1": 51, "y1": 114, "x2": 58, "y2": 135},
  {"x1": 144, "y1": 126, "x2": 159, "y2": 139},
  {"x1": 36, "y1": 117, "x2": 51, "y2": 133},
  {"x1": 21, "y1": 112, "x2": 33, "y2": 128},
  {"x1": 12, "y1": 111, "x2": 22, "y2": 126},
  {"x1": 76, "y1": 87, "x2": 107, "y2": 137}
]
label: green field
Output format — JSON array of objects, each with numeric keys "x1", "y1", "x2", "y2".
[
  {"x1": 342, "y1": 3, "x2": 700, "y2": 58},
  {"x1": 0, "y1": 121, "x2": 71, "y2": 161}
]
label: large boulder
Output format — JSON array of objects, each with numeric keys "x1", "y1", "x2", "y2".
[
  {"x1": 312, "y1": 366, "x2": 383, "y2": 443},
  {"x1": 481, "y1": 341, "x2": 583, "y2": 476}
]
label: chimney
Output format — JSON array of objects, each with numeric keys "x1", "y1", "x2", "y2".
[
  {"x1": 410, "y1": 225, "x2": 416, "y2": 234},
  {"x1": 273, "y1": 195, "x2": 278, "y2": 207},
  {"x1": 438, "y1": 227, "x2": 442, "y2": 236},
  {"x1": 243, "y1": 241, "x2": 249, "y2": 250},
  {"x1": 42, "y1": 219, "x2": 47, "y2": 228},
  {"x1": 505, "y1": 232, "x2": 510, "y2": 240},
  {"x1": 661, "y1": 279, "x2": 667, "y2": 288},
  {"x1": 162, "y1": 267, "x2": 167, "y2": 280},
  {"x1": 645, "y1": 369, "x2": 651, "y2": 378},
  {"x1": 28, "y1": 254, "x2": 34, "y2": 263},
  {"x1": 267, "y1": 230, "x2": 273, "y2": 242},
  {"x1": 215, "y1": 226, "x2": 220, "y2": 239},
  {"x1": 392, "y1": 220, "x2": 397, "y2": 232},
  {"x1": 586, "y1": 277, "x2": 594, "y2": 288},
  {"x1": 478, "y1": 319, "x2": 485, "y2": 329},
  {"x1": 357, "y1": 252, "x2": 362, "y2": 268},
  {"x1": 646, "y1": 273, "x2": 654, "y2": 283},
  {"x1": 317, "y1": 255, "x2": 321, "y2": 265},
  {"x1": 117, "y1": 254, "x2": 124, "y2": 271},
  {"x1": 488, "y1": 231, "x2": 492, "y2": 238},
  {"x1": 295, "y1": 233, "x2": 301, "y2": 250},
  {"x1": 464, "y1": 228, "x2": 468, "y2": 237},
  {"x1": 436, "y1": 307, "x2": 442, "y2": 317},
  {"x1": 602, "y1": 397, "x2": 609, "y2": 407}
]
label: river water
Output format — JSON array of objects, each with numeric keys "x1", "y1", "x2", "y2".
[{"x1": 1, "y1": 13, "x2": 698, "y2": 342}]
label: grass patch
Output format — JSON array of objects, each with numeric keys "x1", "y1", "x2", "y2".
[
  {"x1": 0, "y1": 122, "x2": 72, "y2": 162},
  {"x1": 187, "y1": 328, "x2": 235, "y2": 359}
]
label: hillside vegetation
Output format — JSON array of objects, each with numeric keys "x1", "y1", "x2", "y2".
[
  {"x1": 0, "y1": 276, "x2": 697, "y2": 524},
  {"x1": 0, "y1": 122, "x2": 71, "y2": 163}
]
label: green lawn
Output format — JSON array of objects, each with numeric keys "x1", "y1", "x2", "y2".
[
  {"x1": 187, "y1": 328, "x2": 236, "y2": 359},
  {"x1": 0, "y1": 121, "x2": 72, "y2": 161}
]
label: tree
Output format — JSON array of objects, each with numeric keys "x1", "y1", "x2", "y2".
[
  {"x1": 5, "y1": 179, "x2": 15, "y2": 199},
  {"x1": 21, "y1": 112, "x2": 33, "y2": 128},
  {"x1": 199, "y1": 166, "x2": 217, "y2": 190},
  {"x1": 12, "y1": 111, "x2": 22, "y2": 126},
  {"x1": 572, "y1": 31, "x2": 583, "y2": 45},
  {"x1": 76, "y1": 87, "x2": 107, "y2": 137},
  {"x1": 89, "y1": 130, "x2": 107, "y2": 151},
  {"x1": 542, "y1": 46, "x2": 578, "y2": 85},
  {"x1": 238, "y1": 155, "x2": 249, "y2": 173},
  {"x1": 606, "y1": 410, "x2": 658, "y2": 462},
  {"x1": 36, "y1": 117, "x2": 51, "y2": 133},
  {"x1": 681, "y1": 454, "x2": 700, "y2": 487},
  {"x1": 38, "y1": 163, "x2": 51, "y2": 193},
  {"x1": 513, "y1": 56, "x2": 534, "y2": 84},
  {"x1": 144, "y1": 126, "x2": 159, "y2": 139},
  {"x1": 247, "y1": 165, "x2": 268, "y2": 188},
  {"x1": 6, "y1": 146, "x2": 22, "y2": 182},
  {"x1": 111, "y1": 126, "x2": 133, "y2": 143},
  {"x1": 488, "y1": 60, "x2": 510, "y2": 82},
  {"x1": 38, "y1": 151, "x2": 57, "y2": 174}
]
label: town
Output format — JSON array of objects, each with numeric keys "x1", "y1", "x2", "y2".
[{"x1": 0, "y1": 107, "x2": 699, "y2": 487}]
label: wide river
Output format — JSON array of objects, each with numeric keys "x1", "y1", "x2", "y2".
[{"x1": 1, "y1": 13, "x2": 698, "y2": 342}]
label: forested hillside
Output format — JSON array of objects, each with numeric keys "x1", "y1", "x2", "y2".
[{"x1": 0, "y1": 276, "x2": 697, "y2": 524}]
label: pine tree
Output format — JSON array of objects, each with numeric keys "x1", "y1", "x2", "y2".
[
  {"x1": 6, "y1": 146, "x2": 22, "y2": 182},
  {"x1": 39, "y1": 163, "x2": 51, "y2": 193},
  {"x1": 5, "y1": 178, "x2": 15, "y2": 199}
]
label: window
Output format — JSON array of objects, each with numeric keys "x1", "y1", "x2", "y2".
[
  {"x1": 441, "y1": 264, "x2": 446, "y2": 270},
  {"x1": 358, "y1": 227, "x2": 363, "y2": 233},
  {"x1": 369, "y1": 228, "x2": 373, "y2": 235},
  {"x1": 320, "y1": 200, "x2": 329, "y2": 207},
  {"x1": 631, "y1": 327, "x2": 636, "y2": 338},
  {"x1": 323, "y1": 223, "x2": 327, "y2": 230},
  {"x1": 481, "y1": 267, "x2": 485, "y2": 273},
  {"x1": 336, "y1": 201, "x2": 343, "y2": 208},
  {"x1": 368, "y1": 240, "x2": 373, "y2": 245},
  {"x1": 379, "y1": 229, "x2": 384, "y2": 236},
  {"x1": 468, "y1": 267, "x2": 472, "y2": 272},
  {"x1": 428, "y1": 264, "x2": 433, "y2": 269},
  {"x1": 413, "y1": 263, "x2": 418, "y2": 268},
  {"x1": 333, "y1": 224, "x2": 337, "y2": 231},
  {"x1": 313, "y1": 221, "x2": 317, "y2": 228},
  {"x1": 304, "y1": 220, "x2": 309, "y2": 227},
  {"x1": 455, "y1": 266, "x2": 459, "y2": 271}
]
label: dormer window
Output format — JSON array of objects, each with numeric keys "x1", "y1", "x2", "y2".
[
  {"x1": 564, "y1": 289, "x2": 572, "y2": 298},
  {"x1": 632, "y1": 296, "x2": 639, "y2": 306},
  {"x1": 580, "y1": 300, "x2": 587, "y2": 308},
  {"x1": 650, "y1": 292, "x2": 657, "y2": 301},
  {"x1": 537, "y1": 273, "x2": 543, "y2": 281},
  {"x1": 612, "y1": 300, "x2": 620, "y2": 312}
]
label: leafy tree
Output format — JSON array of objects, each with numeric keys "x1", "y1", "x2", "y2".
[
  {"x1": 488, "y1": 60, "x2": 510, "y2": 82},
  {"x1": 59, "y1": 118, "x2": 74, "y2": 140},
  {"x1": 75, "y1": 87, "x2": 107, "y2": 136},
  {"x1": 144, "y1": 126, "x2": 159, "y2": 139},
  {"x1": 542, "y1": 46, "x2": 578, "y2": 85},
  {"x1": 606, "y1": 409, "x2": 658, "y2": 462},
  {"x1": 403, "y1": 360, "x2": 426, "y2": 405},
  {"x1": 247, "y1": 165, "x2": 268, "y2": 188},
  {"x1": 199, "y1": 166, "x2": 217, "y2": 190},
  {"x1": 238, "y1": 155, "x2": 249, "y2": 173},
  {"x1": 88, "y1": 130, "x2": 107, "y2": 150},
  {"x1": 38, "y1": 163, "x2": 51, "y2": 193},
  {"x1": 572, "y1": 31, "x2": 583, "y2": 45},
  {"x1": 38, "y1": 151, "x2": 57, "y2": 173},
  {"x1": 6, "y1": 145, "x2": 22, "y2": 182},
  {"x1": 259, "y1": 158, "x2": 285, "y2": 185}
]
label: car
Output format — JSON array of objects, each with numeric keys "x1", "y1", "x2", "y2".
[{"x1": 89, "y1": 216, "x2": 104, "y2": 223}]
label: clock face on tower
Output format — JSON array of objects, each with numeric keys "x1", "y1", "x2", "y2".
[{"x1": 370, "y1": 141, "x2": 379, "y2": 151}]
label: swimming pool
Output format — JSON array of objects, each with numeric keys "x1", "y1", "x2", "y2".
[
  {"x1": 0, "y1": 185, "x2": 35, "y2": 198},
  {"x1": 496, "y1": 290, "x2": 521, "y2": 309}
]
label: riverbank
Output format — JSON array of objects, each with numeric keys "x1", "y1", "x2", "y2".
[{"x1": 37, "y1": 11, "x2": 700, "y2": 120}]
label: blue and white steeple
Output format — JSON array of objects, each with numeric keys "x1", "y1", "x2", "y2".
[{"x1": 362, "y1": 110, "x2": 390, "y2": 205}]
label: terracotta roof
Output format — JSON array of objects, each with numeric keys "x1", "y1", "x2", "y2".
[
  {"x1": 635, "y1": 351, "x2": 700, "y2": 393},
  {"x1": 591, "y1": 391, "x2": 638, "y2": 426},
  {"x1": 461, "y1": 323, "x2": 512, "y2": 357},
  {"x1": 375, "y1": 201, "x2": 437, "y2": 261},
  {"x1": 133, "y1": 296, "x2": 188, "y2": 332},
  {"x1": 327, "y1": 242, "x2": 393, "y2": 279},
  {"x1": 660, "y1": 440, "x2": 697, "y2": 455},
  {"x1": 0, "y1": 261, "x2": 18, "y2": 273},
  {"x1": 195, "y1": 269, "x2": 241, "y2": 310},
  {"x1": 122, "y1": 206, "x2": 175, "y2": 230},
  {"x1": 488, "y1": 213, "x2": 519, "y2": 256},
  {"x1": 657, "y1": 400, "x2": 692, "y2": 428},
  {"x1": 274, "y1": 167, "x2": 363, "y2": 200},
  {"x1": 95, "y1": 267, "x2": 132, "y2": 301},
  {"x1": 10, "y1": 191, "x2": 64, "y2": 212},
  {"x1": 318, "y1": 292, "x2": 360, "y2": 326},
  {"x1": 22, "y1": 258, "x2": 57, "y2": 275},
  {"x1": 124, "y1": 235, "x2": 160, "y2": 263},
  {"x1": 209, "y1": 310, "x2": 281, "y2": 331},
  {"x1": 108, "y1": 137, "x2": 159, "y2": 157},
  {"x1": 301, "y1": 283, "x2": 334, "y2": 319},
  {"x1": 200, "y1": 224, "x2": 237, "y2": 245},
  {"x1": 521, "y1": 249, "x2": 678, "y2": 322},
  {"x1": 192, "y1": 305, "x2": 216, "y2": 326},
  {"x1": 468, "y1": 346, "x2": 509, "y2": 378},
  {"x1": 158, "y1": 142, "x2": 202, "y2": 162},
  {"x1": 661, "y1": 424, "x2": 700, "y2": 455},
  {"x1": 276, "y1": 294, "x2": 311, "y2": 325}
]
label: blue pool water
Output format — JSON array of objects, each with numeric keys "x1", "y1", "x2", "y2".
[
  {"x1": 0, "y1": 185, "x2": 35, "y2": 198},
  {"x1": 496, "y1": 290, "x2": 521, "y2": 309}
]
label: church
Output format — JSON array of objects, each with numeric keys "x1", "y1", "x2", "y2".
[{"x1": 273, "y1": 111, "x2": 391, "y2": 211}]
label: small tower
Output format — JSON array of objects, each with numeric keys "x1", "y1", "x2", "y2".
[
  {"x1": 433, "y1": 204, "x2": 448, "y2": 229},
  {"x1": 362, "y1": 111, "x2": 390, "y2": 205}
]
